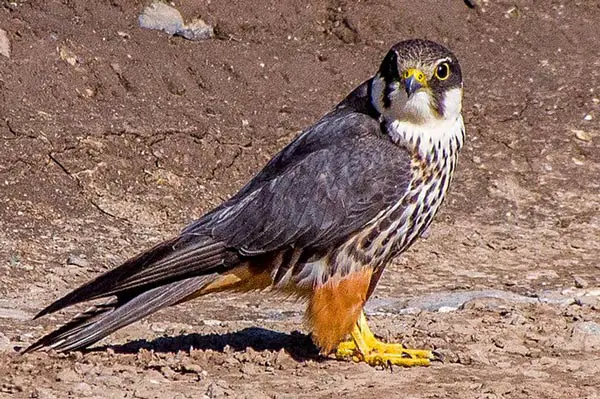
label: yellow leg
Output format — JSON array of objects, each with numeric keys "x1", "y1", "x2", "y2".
[{"x1": 336, "y1": 312, "x2": 439, "y2": 367}]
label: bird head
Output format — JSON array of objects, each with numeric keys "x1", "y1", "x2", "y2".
[{"x1": 371, "y1": 39, "x2": 463, "y2": 125}]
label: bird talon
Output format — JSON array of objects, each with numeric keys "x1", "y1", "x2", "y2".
[
  {"x1": 431, "y1": 349, "x2": 445, "y2": 363},
  {"x1": 335, "y1": 312, "x2": 436, "y2": 367}
]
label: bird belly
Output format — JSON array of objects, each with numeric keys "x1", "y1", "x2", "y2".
[{"x1": 361, "y1": 162, "x2": 456, "y2": 265}]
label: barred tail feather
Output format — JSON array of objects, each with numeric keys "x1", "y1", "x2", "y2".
[
  {"x1": 24, "y1": 275, "x2": 217, "y2": 353},
  {"x1": 26, "y1": 232, "x2": 239, "y2": 352}
]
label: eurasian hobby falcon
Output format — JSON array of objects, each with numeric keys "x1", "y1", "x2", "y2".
[{"x1": 27, "y1": 39, "x2": 465, "y2": 367}]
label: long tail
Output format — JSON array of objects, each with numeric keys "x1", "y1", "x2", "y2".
[
  {"x1": 24, "y1": 276, "x2": 216, "y2": 352},
  {"x1": 25, "y1": 233, "x2": 240, "y2": 353}
]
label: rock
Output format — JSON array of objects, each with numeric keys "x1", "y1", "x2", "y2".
[
  {"x1": 163, "y1": 75, "x2": 186, "y2": 95},
  {"x1": 0, "y1": 29, "x2": 9, "y2": 58},
  {"x1": 571, "y1": 321, "x2": 600, "y2": 350},
  {"x1": 138, "y1": 2, "x2": 184, "y2": 35},
  {"x1": 160, "y1": 366, "x2": 179, "y2": 380},
  {"x1": 180, "y1": 361, "x2": 204, "y2": 375},
  {"x1": 177, "y1": 18, "x2": 213, "y2": 41},
  {"x1": 576, "y1": 294, "x2": 599, "y2": 308},
  {"x1": 59, "y1": 46, "x2": 78, "y2": 66},
  {"x1": 574, "y1": 321, "x2": 600, "y2": 336},
  {"x1": 67, "y1": 253, "x2": 89, "y2": 267},
  {"x1": 11, "y1": 376, "x2": 26, "y2": 392},
  {"x1": 206, "y1": 382, "x2": 225, "y2": 399},
  {"x1": 461, "y1": 296, "x2": 511, "y2": 312},
  {"x1": 138, "y1": 2, "x2": 213, "y2": 41},
  {"x1": 117, "y1": 31, "x2": 131, "y2": 39},
  {"x1": 573, "y1": 275, "x2": 589, "y2": 289},
  {"x1": 572, "y1": 129, "x2": 592, "y2": 142}
]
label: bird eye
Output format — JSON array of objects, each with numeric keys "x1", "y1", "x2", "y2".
[{"x1": 435, "y1": 62, "x2": 451, "y2": 81}]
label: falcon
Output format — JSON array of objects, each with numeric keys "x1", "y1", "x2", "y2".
[{"x1": 26, "y1": 39, "x2": 465, "y2": 367}]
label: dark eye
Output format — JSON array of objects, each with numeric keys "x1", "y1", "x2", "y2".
[{"x1": 435, "y1": 62, "x2": 451, "y2": 81}]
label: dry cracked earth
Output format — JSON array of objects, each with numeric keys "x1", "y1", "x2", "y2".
[{"x1": 0, "y1": 0, "x2": 599, "y2": 398}]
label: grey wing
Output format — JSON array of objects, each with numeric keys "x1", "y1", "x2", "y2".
[
  {"x1": 187, "y1": 111, "x2": 413, "y2": 258},
  {"x1": 26, "y1": 105, "x2": 413, "y2": 353},
  {"x1": 37, "y1": 109, "x2": 411, "y2": 319}
]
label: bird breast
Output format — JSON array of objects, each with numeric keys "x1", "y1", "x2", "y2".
[{"x1": 355, "y1": 113, "x2": 465, "y2": 265}]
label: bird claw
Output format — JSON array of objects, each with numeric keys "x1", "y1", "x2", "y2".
[
  {"x1": 336, "y1": 341, "x2": 435, "y2": 367},
  {"x1": 335, "y1": 312, "x2": 436, "y2": 367}
]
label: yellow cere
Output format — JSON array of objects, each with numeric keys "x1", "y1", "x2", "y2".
[{"x1": 403, "y1": 68, "x2": 428, "y2": 86}]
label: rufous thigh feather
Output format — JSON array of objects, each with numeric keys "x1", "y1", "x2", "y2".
[{"x1": 306, "y1": 267, "x2": 373, "y2": 353}]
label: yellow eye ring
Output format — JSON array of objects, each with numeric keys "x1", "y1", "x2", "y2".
[{"x1": 435, "y1": 62, "x2": 451, "y2": 81}]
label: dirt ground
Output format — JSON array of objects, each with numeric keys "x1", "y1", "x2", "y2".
[{"x1": 1, "y1": 0, "x2": 599, "y2": 398}]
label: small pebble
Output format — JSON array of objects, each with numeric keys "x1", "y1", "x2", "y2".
[
  {"x1": 572, "y1": 321, "x2": 600, "y2": 350},
  {"x1": 178, "y1": 18, "x2": 214, "y2": 41},
  {"x1": 0, "y1": 28, "x2": 10, "y2": 58},
  {"x1": 67, "y1": 254, "x2": 89, "y2": 267},
  {"x1": 59, "y1": 46, "x2": 78, "y2": 66},
  {"x1": 181, "y1": 361, "x2": 204, "y2": 375},
  {"x1": 206, "y1": 382, "x2": 225, "y2": 398},
  {"x1": 572, "y1": 129, "x2": 592, "y2": 142},
  {"x1": 573, "y1": 275, "x2": 589, "y2": 289}
]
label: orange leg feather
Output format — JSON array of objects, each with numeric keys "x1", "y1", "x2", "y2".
[{"x1": 306, "y1": 268, "x2": 373, "y2": 353}]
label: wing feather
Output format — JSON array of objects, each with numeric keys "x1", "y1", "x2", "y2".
[
  {"x1": 29, "y1": 79, "x2": 415, "y2": 353},
  {"x1": 188, "y1": 110, "x2": 412, "y2": 257}
]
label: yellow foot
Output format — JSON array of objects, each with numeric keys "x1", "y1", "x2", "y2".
[{"x1": 335, "y1": 312, "x2": 440, "y2": 367}]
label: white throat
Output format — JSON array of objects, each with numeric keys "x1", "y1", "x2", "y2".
[{"x1": 387, "y1": 87, "x2": 465, "y2": 159}]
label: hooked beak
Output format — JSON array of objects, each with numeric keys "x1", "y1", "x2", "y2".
[{"x1": 403, "y1": 68, "x2": 428, "y2": 97}]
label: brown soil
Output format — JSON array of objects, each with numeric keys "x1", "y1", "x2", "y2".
[{"x1": 1, "y1": 1, "x2": 600, "y2": 398}]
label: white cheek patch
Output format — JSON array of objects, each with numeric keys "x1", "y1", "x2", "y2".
[
  {"x1": 441, "y1": 87, "x2": 463, "y2": 119},
  {"x1": 403, "y1": 87, "x2": 463, "y2": 122}
]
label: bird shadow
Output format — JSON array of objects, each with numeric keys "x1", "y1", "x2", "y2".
[{"x1": 92, "y1": 327, "x2": 321, "y2": 362}]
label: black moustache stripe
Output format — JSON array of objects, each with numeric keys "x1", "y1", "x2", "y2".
[{"x1": 379, "y1": 50, "x2": 399, "y2": 109}]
